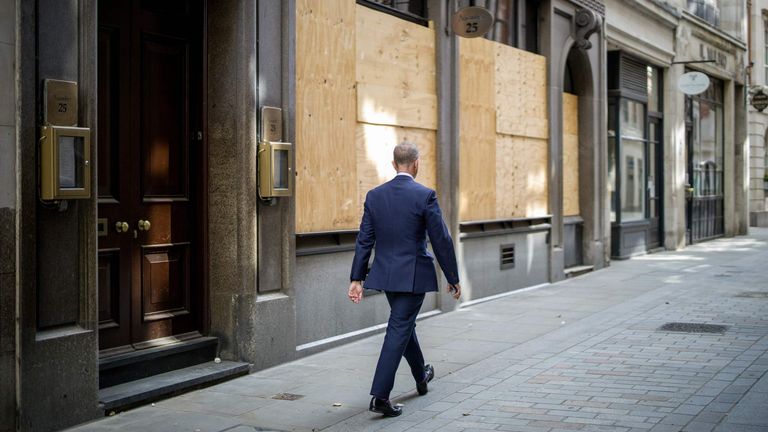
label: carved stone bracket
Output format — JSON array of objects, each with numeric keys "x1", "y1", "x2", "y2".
[{"x1": 574, "y1": 8, "x2": 602, "y2": 50}]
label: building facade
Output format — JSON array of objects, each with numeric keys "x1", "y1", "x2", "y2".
[
  {"x1": 0, "y1": 0, "x2": 752, "y2": 431},
  {"x1": 605, "y1": 0, "x2": 749, "y2": 258},
  {"x1": 749, "y1": 0, "x2": 768, "y2": 227}
]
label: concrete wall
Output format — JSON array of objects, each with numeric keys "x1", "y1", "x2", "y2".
[
  {"x1": 543, "y1": 0, "x2": 609, "y2": 278},
  {"x1": 0, "y1": 0, "x2": 16, "y2": 428},
  {"x1": 17, "y1": 0, "x2": 101, "y2": 430},
  {"x1": 295, "y1": 251, "x2": 438, "y2": 351},
  {"x1": 749, "y1": 1, "x2": 768, "y2": 226},
  {"x1": 457, "y1": 231, "x2": 549, "y2": 300},
  {"x1": 207, "y1": 0, "x2": 297, "y2": 371}
]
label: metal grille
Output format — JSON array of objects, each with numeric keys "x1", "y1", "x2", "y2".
[
  {"x1": 620, "y1": 55, "x2": 647, "y2": 96},
  {"x1": 571, "y1": 0, "x2": 605, "y2": 15},
  {"x1": 500, "y1": 244, "x2": 515, "y2": 270},
  {"x1": 658, "y1": 322, "x2": 729, "y2": 334}
]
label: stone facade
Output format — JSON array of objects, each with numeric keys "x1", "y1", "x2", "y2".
[
  {"x1": 605, "y1": 0, "x2": 749, "y2": 251},
  {"x1": 749, "y1": 0, "x2": 768, "y2": 227}
]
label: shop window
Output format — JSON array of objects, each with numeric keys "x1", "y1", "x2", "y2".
[
  {"x1": 358, "y1": 0, "x2": 428, "y2": 25},
  {"x1": 607, "y1": 52, "x2": 665, "y2": 226},
  {"x1": 687, "y1": 0, "x2": 720, "y2": 27},
  {"x1": 476, "y1": 0, "x2": 539, "y2": 53},
  {"x1": 764, "y1": 18, "x2": 768, "y2": 85}
]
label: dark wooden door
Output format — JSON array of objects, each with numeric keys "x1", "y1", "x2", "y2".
[{"x1": 97, "y1": 0, "x2": 205, "y2": 354}]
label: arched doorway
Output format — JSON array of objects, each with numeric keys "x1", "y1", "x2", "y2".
[{"x1": 562, "y1": 47, "x2": 593, "y2": 269}]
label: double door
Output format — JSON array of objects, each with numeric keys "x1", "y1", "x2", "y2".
[{"x1": 97, "y1": 0, "x2": 205, "y2": 353}]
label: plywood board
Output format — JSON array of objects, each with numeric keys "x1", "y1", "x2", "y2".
[
  {"x1": 495, "y1": 44, "x2": 548, "y2": 139},
  {"x1": 355, "y1": 5, "x2": 436, "y2": 93},
  {"x1": 459, "y1": 37, "x2": 496, "y2": 222},
  {"x1": 356, "y1": 83, "x2": 437, "y2": 130},
  {"x1": 495, "y1": 135, "x2": 517, "y2": 218},
  {"x1": 514, "y1": 137, "x2": 549, "y2": 217},
  {"x1": 355, "y1": 5, "x2": 437, "y2": 130},
  {"x1": 296, "y1": 0, "x2": 358, "y2": 233},
  {"x1": 356, "y1": 123, "x2": 437, "y2": 220},
  {"x1": 563, "y1": 92, "x2": 580, "y2": 216},
  {"x1": 496, "y1": 135, "x2": 549, "y2": 218}
]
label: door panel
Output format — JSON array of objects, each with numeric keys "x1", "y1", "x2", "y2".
[
  {"x1": 140, "y1": 35, "x2": 189, "y2": 198},
  {"x1": 98, "y1": 0, "x2": 204, "y2": 353}
]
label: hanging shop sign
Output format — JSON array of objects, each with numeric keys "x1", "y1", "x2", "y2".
[
  {"x1": 677, "y1": 71, "x2": 710, "y2": 95},
  {"x1": 751, "y1": 89, "x2": 768, "y2": 112},
  {"x1": 451, "y1": 6, "x2": 493, "y2": 38}
]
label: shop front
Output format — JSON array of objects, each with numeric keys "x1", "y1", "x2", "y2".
[{"x1": 607, "y1": 52, "x2": 665, "y2": 258}]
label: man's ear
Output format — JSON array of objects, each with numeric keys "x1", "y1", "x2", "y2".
[{"x1": 392, "y1": 160, "x2": 398, "y2": 172}]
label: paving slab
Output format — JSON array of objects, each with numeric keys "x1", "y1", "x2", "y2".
[{"x1": 68, "y1": 229, "x2": 768, "y2": 432}]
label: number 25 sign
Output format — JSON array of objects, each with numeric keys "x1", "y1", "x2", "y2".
[{"x1": 451, "y1": 6, "x2": 494, "y2": 39}]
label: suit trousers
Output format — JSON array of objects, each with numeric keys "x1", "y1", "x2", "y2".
[{"x1": 370, "y1": 291, "x2": 427, "y2": 400}]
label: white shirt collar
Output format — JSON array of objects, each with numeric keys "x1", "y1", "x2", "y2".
[{"x1": 396, "y1": 172, "x2": 414, "y2": 179}]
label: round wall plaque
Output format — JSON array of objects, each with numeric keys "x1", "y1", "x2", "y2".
[
  {"x1": 451, "y1": 6, "x2": 494, "y2": 38},
  {"x1": 677, "y1": 71, "x2": 710, "y2": 95},
  {"x1": 752, "y1": 90, "x2": 768, "y2": 112}
]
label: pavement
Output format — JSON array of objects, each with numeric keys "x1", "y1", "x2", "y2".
[{"x1": 68, "y1": 228, "x2": 768, "y2": 432}]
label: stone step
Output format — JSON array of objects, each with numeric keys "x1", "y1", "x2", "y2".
[
  {"x1": 564, "y1": 264, "x2": 594, "y2": 278},
  {"x1": 99, "y1": 336, "x2": 218, "y2": 389},
  {"x1": 99, "y1": 360, "x2": 250, "y2": 412}
]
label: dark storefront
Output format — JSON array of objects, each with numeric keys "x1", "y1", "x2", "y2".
[
  {"x1": 685, "y1": 76, "x2": 725, "y2": 243},
  {"x1": 607, "y1": 52, "x2": 664, "y2": 258}
]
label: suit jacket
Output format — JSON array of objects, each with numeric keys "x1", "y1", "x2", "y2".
[{"x1": 350, "y1": 175, "x2": 459, "y2": 293}]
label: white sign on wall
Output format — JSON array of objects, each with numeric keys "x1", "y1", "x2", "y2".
[{"x1": 678, "y1": 71, "x2": 710, "y2": 95}]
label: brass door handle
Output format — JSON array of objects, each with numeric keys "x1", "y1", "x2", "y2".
[
  {"x1": 138, "y1": 219, "x2": 151, "y2": 231},
  {"x1": 115, "y1": 221, "x2": 130, "y2": 233}
]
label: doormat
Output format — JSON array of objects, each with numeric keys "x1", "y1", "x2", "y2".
[{"x1": 657, "y1": 322, "x2": 729, "y2": 334}]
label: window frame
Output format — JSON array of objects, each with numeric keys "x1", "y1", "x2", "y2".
[{"x1": 357, "y1": 0, "x2": 429, "y2": 26}]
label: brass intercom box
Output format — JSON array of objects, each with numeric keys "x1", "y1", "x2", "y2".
[
  {"x1": 258, "y1": 106, "x2": 294, "y2": 198},
  {"x1": 40, "y1": 126, "x2": 92, "y2": 200},
  {"x1": 40, "y1": 79, "x2": 92, "y2": 201}
]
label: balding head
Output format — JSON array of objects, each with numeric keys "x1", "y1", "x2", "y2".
[
  {"x1": 392, "y1": 141, "x2": 420, "y2": 178},
  {"x1": 394, "y1": 141, "x2": 419, "y2": 165}
]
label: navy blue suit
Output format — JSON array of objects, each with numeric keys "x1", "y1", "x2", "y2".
[{"x1": 350, "y1": 174, "x2": 459, "y2": 400}]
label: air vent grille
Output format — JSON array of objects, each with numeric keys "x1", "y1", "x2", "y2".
[
  {"x1": 620, "y1": 55, "x2": 647, "y2": 96},
  {"x1": 500, "y1": 244, "x2": 515, "y2": 270}
]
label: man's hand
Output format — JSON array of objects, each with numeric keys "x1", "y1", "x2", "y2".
[
  {"x1": 348, "y1": 281, "x2": 363, "y2": 304},
  {"x1": 447, "y1": 283, "x2": 461, "y2": 300}
]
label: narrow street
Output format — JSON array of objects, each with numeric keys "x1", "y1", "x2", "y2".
[{"x1": 69, "y1": 229, "x2": 768, "y2": 432}]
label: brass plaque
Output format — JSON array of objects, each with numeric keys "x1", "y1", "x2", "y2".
[
  {"x1": 44, "y1": 79, "x2": 78, "y2": 126},
  {"x1": 261, "y1": 106, "x2": 282, "y2": 142}
]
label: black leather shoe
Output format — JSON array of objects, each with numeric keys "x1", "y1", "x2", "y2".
[
  {"x1": 369, "y1": 397, "x2": 402, "y2": 417},
  {"x1": 417, "y1": 364, "x2": 434, "y2": 396}
]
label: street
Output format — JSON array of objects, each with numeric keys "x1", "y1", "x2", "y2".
[{"x1": 69, "y1": 229, "x2": 768, "y2": 432}]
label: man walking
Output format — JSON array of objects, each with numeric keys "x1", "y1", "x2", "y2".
[{"x1": 348, "y1": 141, "x2": 461, "y2": 417}]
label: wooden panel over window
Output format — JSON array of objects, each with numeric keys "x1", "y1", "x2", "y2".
[
  {"x1": 563, "y1": 92, "x2": 580, "y2": 216},
  {"x1": 296, "y1": 0, "x2": 358, "y2": 233}
]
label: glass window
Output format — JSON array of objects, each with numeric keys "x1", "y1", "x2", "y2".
[
  {"x1": 687, "y1": 0, "x2": 720, "y2": 27},
  {"x1": 620, "y1": 100, "x2": 646, "y2": 222},
  {"x1": 648, "y1": 66, "x2": 661, "y2": 113},
  {"x1": 765, "y1": 21, "x2": 768, "y2": 85},
  {"x1": 483, "y1": 0, "x2": 538, "y2": 53},
  {"x1": 621, "y1": 138, "x2": 646, "y2": 221},
  {"x1": 608, "y1": 102, "x2": 617, "y2": 222},
  {"x1": 621, "y1": 99, "x2": 645, "y2": 139},
  {"x1": 362, "y1": 0, "x2": 427, "y2": 20}
]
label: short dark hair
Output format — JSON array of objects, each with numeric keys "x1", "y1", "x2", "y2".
[{"x1": 393, "y1": 141, "x2": 419, "y2": 166}]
